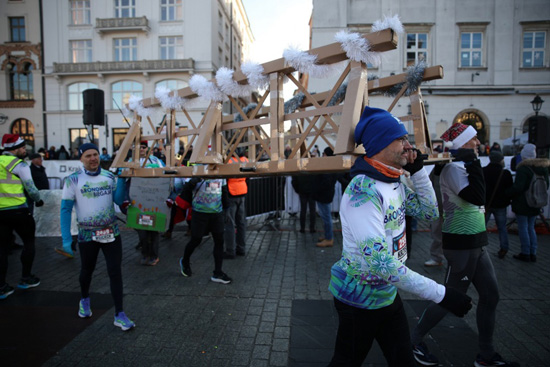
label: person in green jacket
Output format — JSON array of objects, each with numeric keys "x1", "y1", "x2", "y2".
[{"x1": 506, "y1": 143, "x2": 550, "y2": 262}]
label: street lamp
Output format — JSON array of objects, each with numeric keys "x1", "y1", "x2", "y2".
[{"x1": 530, "y1": 95, "x2": 544, "y2": 116}]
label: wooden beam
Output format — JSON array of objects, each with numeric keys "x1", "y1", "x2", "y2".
[{"x1": 137, "y1": 29, "x2": 397, "y2": 108}]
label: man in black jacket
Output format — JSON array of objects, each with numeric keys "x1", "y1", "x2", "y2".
[
  {"x1": 29, "y1": 153, "x2": 49, "y2": 190},
  {"x1": 483, "y1": 151, "x2": 513, "y2": 259},
  {"x1": 411, "y1": 124, "x2": 518, "y2": 367},
  {"x1": 27, "y1": 153, "x2": 49, "y2": 215}
]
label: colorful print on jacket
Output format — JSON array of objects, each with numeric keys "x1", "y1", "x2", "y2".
[
  {"x1": 329, "y1": 162, "x2": 444, "y2": 310},
  {"x1": 192, "y1": 178, "x2": 226, "y2": 214},
  {"x1": 62, "y1": 169, "x2": 119, "y2": 242}
]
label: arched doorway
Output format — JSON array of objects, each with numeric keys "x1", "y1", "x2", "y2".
[
  {"x1": 10, "y1": 118, "x2": 35, "y2": 151},
  {"x1": 453, "y1": 109, "x2": 488, "y2": 144}
]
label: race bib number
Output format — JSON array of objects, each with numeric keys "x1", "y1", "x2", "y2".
[
  {"x1": 92, "y1": 228, "x2": 115, "y2": 243},
  {"x1": 138, "y1": 214, "x2": 155, "y2": 227},
  {"x1": 392, "y1": 231, "x2": 407, "y2": 262}
]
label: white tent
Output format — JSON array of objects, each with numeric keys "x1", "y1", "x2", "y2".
[{"x1": 502, "y1": 132, "x2": 528, "y2": 146}]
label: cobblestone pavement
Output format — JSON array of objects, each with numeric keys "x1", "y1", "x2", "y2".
[{"x1": 4, "y1": 214, "x2": 549, "y2": 366}]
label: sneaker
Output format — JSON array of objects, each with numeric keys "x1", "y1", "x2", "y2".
[
  {"x1": 17, "y1": 275, "x2": 40, "y2": 289},
  {"x1": 140, "y1": 256, "x2": 149, "y2": 265},
  {"x1": 78, "y1": 297, "x2": 92, "y2": 318},
  {"x1": 211, "y1": 272, "x2": 232, "y2": 284},
  {"x1": 412, "y1": 342, "x2": 439, "y2": 366},
  {"x1": 530, "y1": 254, "x2": 537, "y2": 262},
  {"x1": 236, "y1": 250, "x2": 246, "y2": 256},
  {"x1": 147, "y1": 257, "x2": 160, "y2": 266},
  {"x1": 55, "y1": 247, "x2": 74, "y2": 259},
  {"x1": 179, "y1": 257, "x2": 192, "y2": 277},
  {"x1": 162, "y1": 231, "x2": 172, "y2": 239},
  {"x1": 113, "y1": 311, "x2": 135, "y2": 331},
  {"x1": 316, "y1": 239, "x2": 334, "y2": 248},
  {"x1": 474, "y1": 353, "x2": 520, "y2": 367},
  {"x1": 424, "y1": 259, "x2": 443, "y2": 267},
  {"x1": 0, "y1": 284, "x2": 15, "y2": 300}
]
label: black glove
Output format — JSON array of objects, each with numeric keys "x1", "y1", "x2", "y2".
[
  {"x1": 35, "y1": 200, "x2": 44, "y2": 207},
  {"x1": 403, "y1": 149, "x2": 424, "y2": 175},
  {"x1": 438, "y1": 286, "x2": 472, "y2": 317},
  {"x1": 453, "y1": 148, "x2": 477, "y2": 163}
]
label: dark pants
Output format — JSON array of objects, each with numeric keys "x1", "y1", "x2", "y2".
[
  {"x1": 328, "y1": 295, "x2": 416, "y2": 367},
  {"x1": 224, "y1": 196, "x2": 247, "y2": 255},
  {"x1": 411, "y1": 247, "x2": 499, "y2": 358},
  {"x1": 79, "y1": 236, "x2": 124, "y2": 313},
  {"x1": 183, "y1": 211, "x2": 224, "y2": 275},
  {"x1": 136, "y1": 229, "x2": 160, "y2": 259},
  {"x1": 299, "y1": 193, "x2": 316, "y2": 231},
  {"x1": 0, "y1": 208, "x2": 36, "y2": 286}
]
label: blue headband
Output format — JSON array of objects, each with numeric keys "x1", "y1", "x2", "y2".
[{"x1": 354, "y1": 106, "x2": 408, "y2": 157}]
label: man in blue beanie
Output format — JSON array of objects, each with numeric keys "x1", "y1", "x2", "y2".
[
  {"x1": 326, "y1": 107, "x2": 472, "y2": 366},
  {"x1": 57, "y1": 142, "x2": 135, "y2": 331}
]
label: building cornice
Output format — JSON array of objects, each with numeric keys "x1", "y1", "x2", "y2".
[{"x1": 49, "y1": 59, "x2": 195, "y2": 79}]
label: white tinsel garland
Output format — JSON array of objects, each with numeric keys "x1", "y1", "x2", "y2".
[
  {"x1": 241, "y1": 61, "x2": 269, "y2": 89},
  {"x1": 128, "y1": 95, "x2": 152, "y2": 118},
  {"x1": 371, "y1": 14, "x2": 404, "y2": 34},
  {"x1": 334, "y1": 31, "x2": 381, "y2": 67},
  {"x1": 216, "y1": 67, "x2": 252, "y2": 98},
  {"x1": 155, "y1": 86, "x2": 186, "y2": 110},
  {"x1": 283, "y1": 47, "x2": 342, "y2": 79},
  {"x1": 189, "y1": 74, "x2": 226, "y2": 102}
]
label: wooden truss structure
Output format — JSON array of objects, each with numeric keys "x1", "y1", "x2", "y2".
[{"x1": 112, "y1": 28, "x2": 449, "y2": 178}]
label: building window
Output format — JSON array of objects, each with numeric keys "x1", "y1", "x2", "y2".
[
  {"x1": 522, "y1": 31, "x2": 546, "y2": 68},
  {"x1": 70, "y1": 0, "x2": 91, "y2": 25},
  {"x1": 156, "y1": 79, "x2": 187, "y2": 91},
  {"x1": 70, "y1": 40, "x2": 92, "y2": 63},
  {"x1": 11, "y1": 118, "x2": 34, "y2": 151},
  {"x1": 159, "y1": 36, "x2": 183, "y2": 59},
  {"x1": 161, "y1": 0, "x2": 182, "y2": 21},
  {"x1": 68, "y1": 82, "x2": 98, "y2": 110},
  {"x1": 218, "y1": 11, "x2": 223, "y2": 36},
  {"x1": 406, "y1": 32, "x2": 428, "y2": 66},
  {"x1": 460, "y1": 32, "x2": 483, "y2": 67},
  {"x1": 9, "y1": 63, "x2": 33, "y2": 100},
  {"x1": 454, "y1": 110, "x2": 487, "y2": 144},
  {"x1": 114, "y1": 38, "x2": 137, "y2": 61},
  {"x1": 112, "y1": 80, "x2": 142, "y2": 109},
  {"x1": 112, "y1": 128, "x2": 129, "y2": 152},
  {"x1": 70, "y1": 128, "x2": 99, "y2": 152},
  {"x1": 9, "y1": 17, "x2": 25, "y2": 42},
  {"x1": 115, "y1": 0, "x2": 135, "y2": 18}
]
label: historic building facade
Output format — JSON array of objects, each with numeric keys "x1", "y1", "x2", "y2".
[
  {"x1": 310, "y1": 0, "x2": 550, "y2": 154},
  {"x1": 0, "y1": 0, "x2": 44, "y2": 152},
  {"x1": 0, "y1": 0, "x2": 253, "y2": 154}
]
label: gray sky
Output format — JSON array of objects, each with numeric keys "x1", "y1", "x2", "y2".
[{"x1": 241, "y1": 0, "x2": 312, "y2": 63}]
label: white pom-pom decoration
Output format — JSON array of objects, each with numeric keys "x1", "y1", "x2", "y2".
[
  {"x1": 283, "y1": 46, "x2": 341, "y2": 78},
  {"x1": 372, "y1": 14, "x2": 404, "y2": 34},
  {"x1": 216, "y1": 67, "x2": 252, "y2": 98},
  {"x1": 334, "y1": 30, "x2": 382, "y2": 67},
  {"x1": 241, "y1": 61, "x2": 269, "y2": 89},
  {"x1": 127, "y1": 94, "x2": 151, "y2": 118},
  {"x1": 189, "y1": 74, "x2": 226, "y2": 102}
]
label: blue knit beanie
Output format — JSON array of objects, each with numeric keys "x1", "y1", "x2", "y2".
[
  {"x1": 79, "y1": 143, "x2": 99, "y2": 157},
  {"x1": 354, "y1": 106, "x2": 408, "y2": 157}
]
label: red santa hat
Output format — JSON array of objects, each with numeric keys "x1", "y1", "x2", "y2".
[
  {"x1": 2, "y1": 134, "x2": 26, "y2": 150},
  {"x1": 440, "y1": 123, "x2": 477, "y2": 149}
]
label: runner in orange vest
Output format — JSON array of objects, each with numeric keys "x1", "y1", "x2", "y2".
[{"x1": 222, "y1": 150, "x2": 249, "y2": 259}]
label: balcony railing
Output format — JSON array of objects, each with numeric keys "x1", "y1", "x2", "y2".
[
  {"x1": 52, "y1": 59, "x2": 194, "y2": 75},
  {"x1": 95, "y1": 16, "x2": 150, "y2": 34}
]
